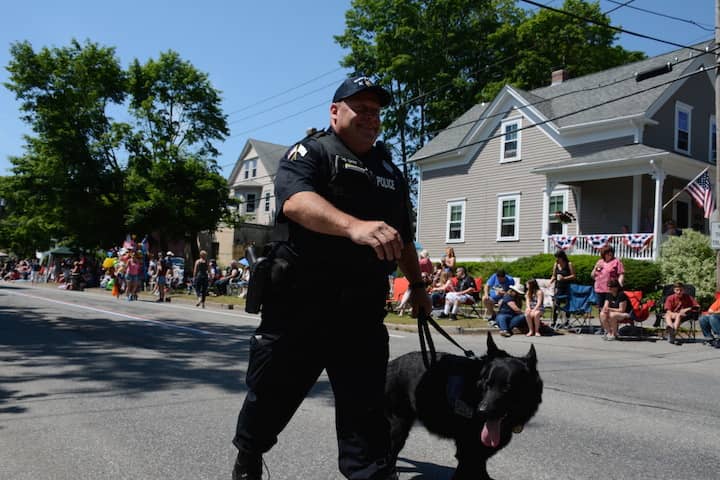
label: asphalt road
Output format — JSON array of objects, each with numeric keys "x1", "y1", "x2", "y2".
[{"x1": 1, "y1": 283, "x2": 719, "y2": 480}]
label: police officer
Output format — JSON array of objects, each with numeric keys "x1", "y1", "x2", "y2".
[{"x1": 231, "y1": 76, "x2": 431, "y2": 480}]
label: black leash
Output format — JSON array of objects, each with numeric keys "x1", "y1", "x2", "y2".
[{"x1": 417, "y1": 311, "x2": 476, "y2": 368}]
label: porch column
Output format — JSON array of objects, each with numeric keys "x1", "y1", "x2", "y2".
[
  {"x1": 544, "y1": 179, "x2": 557, "y2": 253},
  {"x1": 632, "y1": 175, "x2": 642, "y2": 232},
  {"x1": 650, "y1": 160, "x2": 665, "y2": 260}
]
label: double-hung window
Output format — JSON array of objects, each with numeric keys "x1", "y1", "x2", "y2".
[
  {"x1": 446, "y1": 199, "x2": 466, "y2": 243},
  {"x1": 244, "y1": 159, "x2": 258, "y2": 179},
  {"x1": 675, "y1": 102, "x2": 692, "y2": 154},
  {"x1": 246, "y1": 193, "x2": 256, "y2": 214},
  {"x1": 497, "y1": 193, "x2": 520, "y2": 241},
  {"x1": 547, "y1": 192, "x2": 567, "y2": 235},
  {"x1": 500, "y1": 118, "x2": 521, "y2": 162}
]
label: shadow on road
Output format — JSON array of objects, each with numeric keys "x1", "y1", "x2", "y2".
[
  {"x1": 397, "y1": 457, "x2": 454, "y2": 479},
  {"x1": 0, "y1": 302, "x2": 335, "y2": 416}
]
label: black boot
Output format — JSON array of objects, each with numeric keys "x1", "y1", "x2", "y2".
[{"x1": 232, "y1": 450, "x2": 262, "y2": 480}]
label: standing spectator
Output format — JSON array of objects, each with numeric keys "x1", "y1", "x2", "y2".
[
  {"x1": 438, "y1": 266, "x2": 476, "y2": 320},
  {"x1": 591, "y1": 246, "x2": 625, "y2": 335},
  {"x1": 482, "y1": 269, "x2": 515, "y2": 321},
  {"x1": 418, "y1": 250, "x2": 433, "y2": 279},
  {"x1": 125, "y1": 251, "x2": 141, "y2": 301},
  {"x1": 598, "y1": 280, "x2": 632, "y2": 341},
  {"x1": 524, "y1": 279, "x2": 545, "y2": 337},
  {"x1": 497, "y1": 284, "x2": 526, "y2": 337},
  {"x1": 155, "y1": 252, "x2": 171, "y2": 303},
  {"x1": 69, "y1": 261, "x2": 83, "y2": 291},
  {"x1": 29, "y1": 259, "x2": 41, "y2": 283},
  {"x1": 441, "y1": 247, "x2": 456, "y2": 273},
  {"x1": 193, "y1": 250, "x2": 209, "y2": 308},
  {"x1": 664, "y1": 281, "x2": 699, "y2": 345},
  {"x1": 699, "y1": 295, "x2": 720, "y2": 347},
  {"x1": 549, "y1": 250, "x2": 576, "y2": 328}
]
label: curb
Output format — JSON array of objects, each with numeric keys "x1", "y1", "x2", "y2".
[{"x1": 385, "y1": 322, "x2": 493, "y2": 335}]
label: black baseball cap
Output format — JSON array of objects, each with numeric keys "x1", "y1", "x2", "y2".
[{"x1": 332, "y1": 75, "x2": 391, "y2": 107}]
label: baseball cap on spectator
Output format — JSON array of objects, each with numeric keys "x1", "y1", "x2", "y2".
[
  {"x1": 166, "y1": 251, "x2": 174, "y2": 256},
  {"x1": 333, "y1": 76, "x2": 391, "y2": 107}
]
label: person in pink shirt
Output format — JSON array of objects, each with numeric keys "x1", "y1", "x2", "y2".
[
  {"x1": 590, "y1": 246, "x2": 625, "y2": 316},
  {"x1": 418, "y1": 250, "x2": 433, "y2": 278},
  {"x1": 125, "y1": 251, "x2": 142, "y2": 301}
]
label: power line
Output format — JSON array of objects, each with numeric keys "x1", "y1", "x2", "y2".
[
  {"x1": 229, "y1": 99, "x2": 328, "y2": 138},
  {"x1": 228, "y1": 77, "x2": 345, "y2": 126},
  {"x1": 520, "y1": 0, "x2": 708, "y2": 53},
  {"x1": 604, "y1": 0, "x2": 715, "y2": 32},
  {"x1": 603, "y1": 0, "x2": 634, "y2": 15},
  {"x1": 402, "y1": 64, "x2": 718, "y2": 166},
  {"x1": 225, "y1": 66, "x2": 344, "y2": 116}
]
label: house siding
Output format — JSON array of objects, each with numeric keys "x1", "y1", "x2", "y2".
[
  {"x1": 418, "y1": 112, "x2": 576, "y2": 261},
  {"x1": 644, "y1": 72, "x2": 715, "y2": 162}
]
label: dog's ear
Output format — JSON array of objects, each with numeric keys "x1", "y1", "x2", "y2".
[
  {"x1": 487, "y1": 332, "x2": 499, "y2": 354},
  {"x1": 525, "y1": 344, "x2": 538, "y2": 370}
]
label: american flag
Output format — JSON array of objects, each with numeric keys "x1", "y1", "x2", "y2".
[{"x1": 686, "y1": 170, "x2": 716, "y2": 219}]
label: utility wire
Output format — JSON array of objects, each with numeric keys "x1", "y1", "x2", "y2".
[
  {"x1": 520, "y1": 0, "x2": 708, "y2": 53},
  {"x1": 603, "y1": 0, "x2": 634, "y2": 16},
  {"x1": 402, "y1": 64, "x2": 718, "y2": 166},
  {"x1": 228, "y1": 64, "x2": 718, "y2": 203},
  {"x1": 604, "y1": 0, "x2": 715, "y2": 32},
  {"x1": 225, "y1": 66, "x2": 344, "y2": 116}
]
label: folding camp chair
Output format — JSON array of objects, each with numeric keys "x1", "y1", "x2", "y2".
[
  {"x1": 558, "y1": 284, "x2": 597, "y2": 334},
  {"x1": 617, "y1": 290, "x2": 656, "y2": 339},
  {"x1": 387, "y1": 277, "x2": 409, "y2": 313},
  {"x1": 458, "y1": 277, "x2": 483, "y2": 318}
]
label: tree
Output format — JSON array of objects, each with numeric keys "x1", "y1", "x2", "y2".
[
  {"x1": 1, "y1": 43, "x2": 231, "y2": 258},
  {"x1": 658, "y1": 230, "x2": 717, "y2": 305},
  {"x1": 2, "y1": 40, "x2": 129, "y2": 250},
  {"x1": 336, "y1": 0, "x2": 645, "y2": 183}
]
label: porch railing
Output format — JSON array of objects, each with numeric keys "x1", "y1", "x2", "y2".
[{"x1": 547, "y1": 234, "x2": 655, "y2": 260}]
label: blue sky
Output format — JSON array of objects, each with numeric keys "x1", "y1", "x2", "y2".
[{"x1": 0, "y1": 0, "x2": 715, "y2": 178}]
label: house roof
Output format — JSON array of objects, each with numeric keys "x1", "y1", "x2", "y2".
[
  {"x1": 412, "y1": 41, "x2": 714, "y2": 162},
  {"x1": 228, "y1": 138, "x2": 289, "y2": 184}
]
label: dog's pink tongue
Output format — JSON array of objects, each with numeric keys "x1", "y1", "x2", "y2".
[{"x1": 481, "y1": 419, "x2": 501, "y2": 448}]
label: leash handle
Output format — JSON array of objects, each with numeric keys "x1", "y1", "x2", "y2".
[{"x1": 417, "y1": 310, "x2": 437, "y2": 368}]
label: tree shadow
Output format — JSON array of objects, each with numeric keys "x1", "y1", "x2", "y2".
[{"x1": 0, "y1": 303, "x2": 335, "y2": 417}]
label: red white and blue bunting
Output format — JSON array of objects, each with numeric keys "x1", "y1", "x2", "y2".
[
  {"x1": 622, "y1": 234, "x2": 654, "y2": 251},
  {"x1": 551, "y1": 235, "x2": 577, "y2": 251},
  {"x1": 588, "y1": 234, "x2": 612, "y2": 250}
]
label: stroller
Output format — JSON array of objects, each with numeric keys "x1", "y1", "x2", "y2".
[{"x1": 556, "y1": 284, "x2": 597, "y2": 334}]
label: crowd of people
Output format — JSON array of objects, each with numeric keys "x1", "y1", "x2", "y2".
[
  {"x1": 1, "y1": 255, "x2": 99, "y2": 290},
  {"x1": 393, "y1": 245, "x2": 720, "y2": 346}
]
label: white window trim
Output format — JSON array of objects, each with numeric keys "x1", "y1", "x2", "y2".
[
  {"x1": 446, "y1": 198, "x2": 466, "y2": 243},
  {"x1": 709, "y1": 115, "x2": 716, "y2": 164},
  {"x1": 497, "y1": 193, "x2": 520, "y2": 241},
  {"x1": 542, "y1": 188, "x2": 570, "y2": 238},
  {"x1": 674, "y1": 101, "x2": 692, "y2": 154},
  {"x1": 264, "y1": 192, "x2": 271, "y2": 212},
  {"x1": 246, "y1": 193, "x2": 256, "y2": 214},
  {"x1": 500, "y1": 118, "x2": 522, "y2": 163}
]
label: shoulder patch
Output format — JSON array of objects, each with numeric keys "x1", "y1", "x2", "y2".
[{"x1": 288, "y1": 143, "x2": 308, "y2": 161}]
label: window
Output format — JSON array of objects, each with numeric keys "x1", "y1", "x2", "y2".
[
  {"x1": 264, "y1": 192, "x2": 271, "y2": 212},
  {"x1": 243, "y1": 159, "x2": 258, "y2": 179},
  {"x1": 500, "y1": 118, "x2": 521, "y2": 162},
  {"x1": 548, "y1": 193, "x2": 566, "y2": 235},
  {"x1": 446, "y1": 199, "x2": 466, "y2": 243},
  {"x1": 675, "y1": 102, "x2": 692, "y2": 154},
  {"x1": 709, "y1": 115, "x2": 716, "y2": 164},
  {"x1": 246, "y1": 193, "x2": 256, "y2": 214},
  {"x1": 497, "y1": 193, "x2": 520, "y2": 241}
]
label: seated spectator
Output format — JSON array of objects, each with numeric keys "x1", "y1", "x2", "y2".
[
  {"x1": 524, "y1": 279, "x2": 545, "y2": 337},
  {"x1": 664, "y1": 281, "x2": 699, "y2": 345},
  {"x1": 429, "y1": 271, "x2": 453, "y2": 310},
  {"x1": 599, "y1": 280, "x2": 633, "y2": 341},
  {"x1": 215, "y1": 261, "x2": 240, "y2": 296},
  {"x1": 497, "y1": 284, "x2": 526, "y2": 337},
  {"x1": 418, "y1": 250, "x2": 433, "y2": 278},
  {"x1": 438, "y1": 266, "x2": 476, "y2": 321},
  {"x1": 699, "y1": 295, "x2": 720, "y2": 348},
  {"x1": 483, "y1": 269, "x2": 515, "y2": 321}
]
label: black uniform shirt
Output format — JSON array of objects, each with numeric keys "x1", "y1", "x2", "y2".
[{"x1": 274, "y1": 128, "x2": 413, "y2": 278}]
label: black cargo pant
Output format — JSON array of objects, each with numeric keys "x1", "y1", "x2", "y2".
[{"x1": 233, "y1": 278, "x2": 393, "y2": 480}]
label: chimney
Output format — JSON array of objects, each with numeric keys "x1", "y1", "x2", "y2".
[{"x1": 551, "y1": 69, "x2": 569, "y2": 86}]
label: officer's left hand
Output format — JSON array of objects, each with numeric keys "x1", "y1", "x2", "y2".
[{"x1": 409, "y1": 288, "x2": 433, "y2": 319}]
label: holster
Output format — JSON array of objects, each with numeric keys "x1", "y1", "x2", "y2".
[{"x1": 245, "y1": 242, "x2": 298, "y2": 314}]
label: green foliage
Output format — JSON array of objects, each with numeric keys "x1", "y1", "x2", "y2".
[
  {"x1": 1, "y1": 41, "x2": 230, "y2": 255},
  {"x1": 658, "y1": 229, "x2": 717, "y2": 303},
  {"x1": 459, "y1": 253, "x2": 661, "y2": 294}
]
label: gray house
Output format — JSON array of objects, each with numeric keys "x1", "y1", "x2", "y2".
[{"x1": 412, "y1": 42, "x2": 717, "y2": 262}]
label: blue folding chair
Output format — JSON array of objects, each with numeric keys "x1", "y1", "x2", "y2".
[{"x1": 558, "y1": 284, "x2": 597, "y2": 334}]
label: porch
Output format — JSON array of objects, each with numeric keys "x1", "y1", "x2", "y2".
[{"x1": 533, "y1": 144, "x2": 716, "y2": 260}]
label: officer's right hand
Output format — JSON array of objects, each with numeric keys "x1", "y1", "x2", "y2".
[{"x1": 348, "y1": 220, "x2": 403, "y2": 261}]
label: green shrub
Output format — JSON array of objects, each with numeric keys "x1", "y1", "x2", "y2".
[{"x1": 658, "y1": 229, "x2": 717, "y2": 306}]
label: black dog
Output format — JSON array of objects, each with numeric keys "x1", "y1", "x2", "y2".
[{"x1": 385, "y1": 333, "x2": 543, "y2": 480}]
